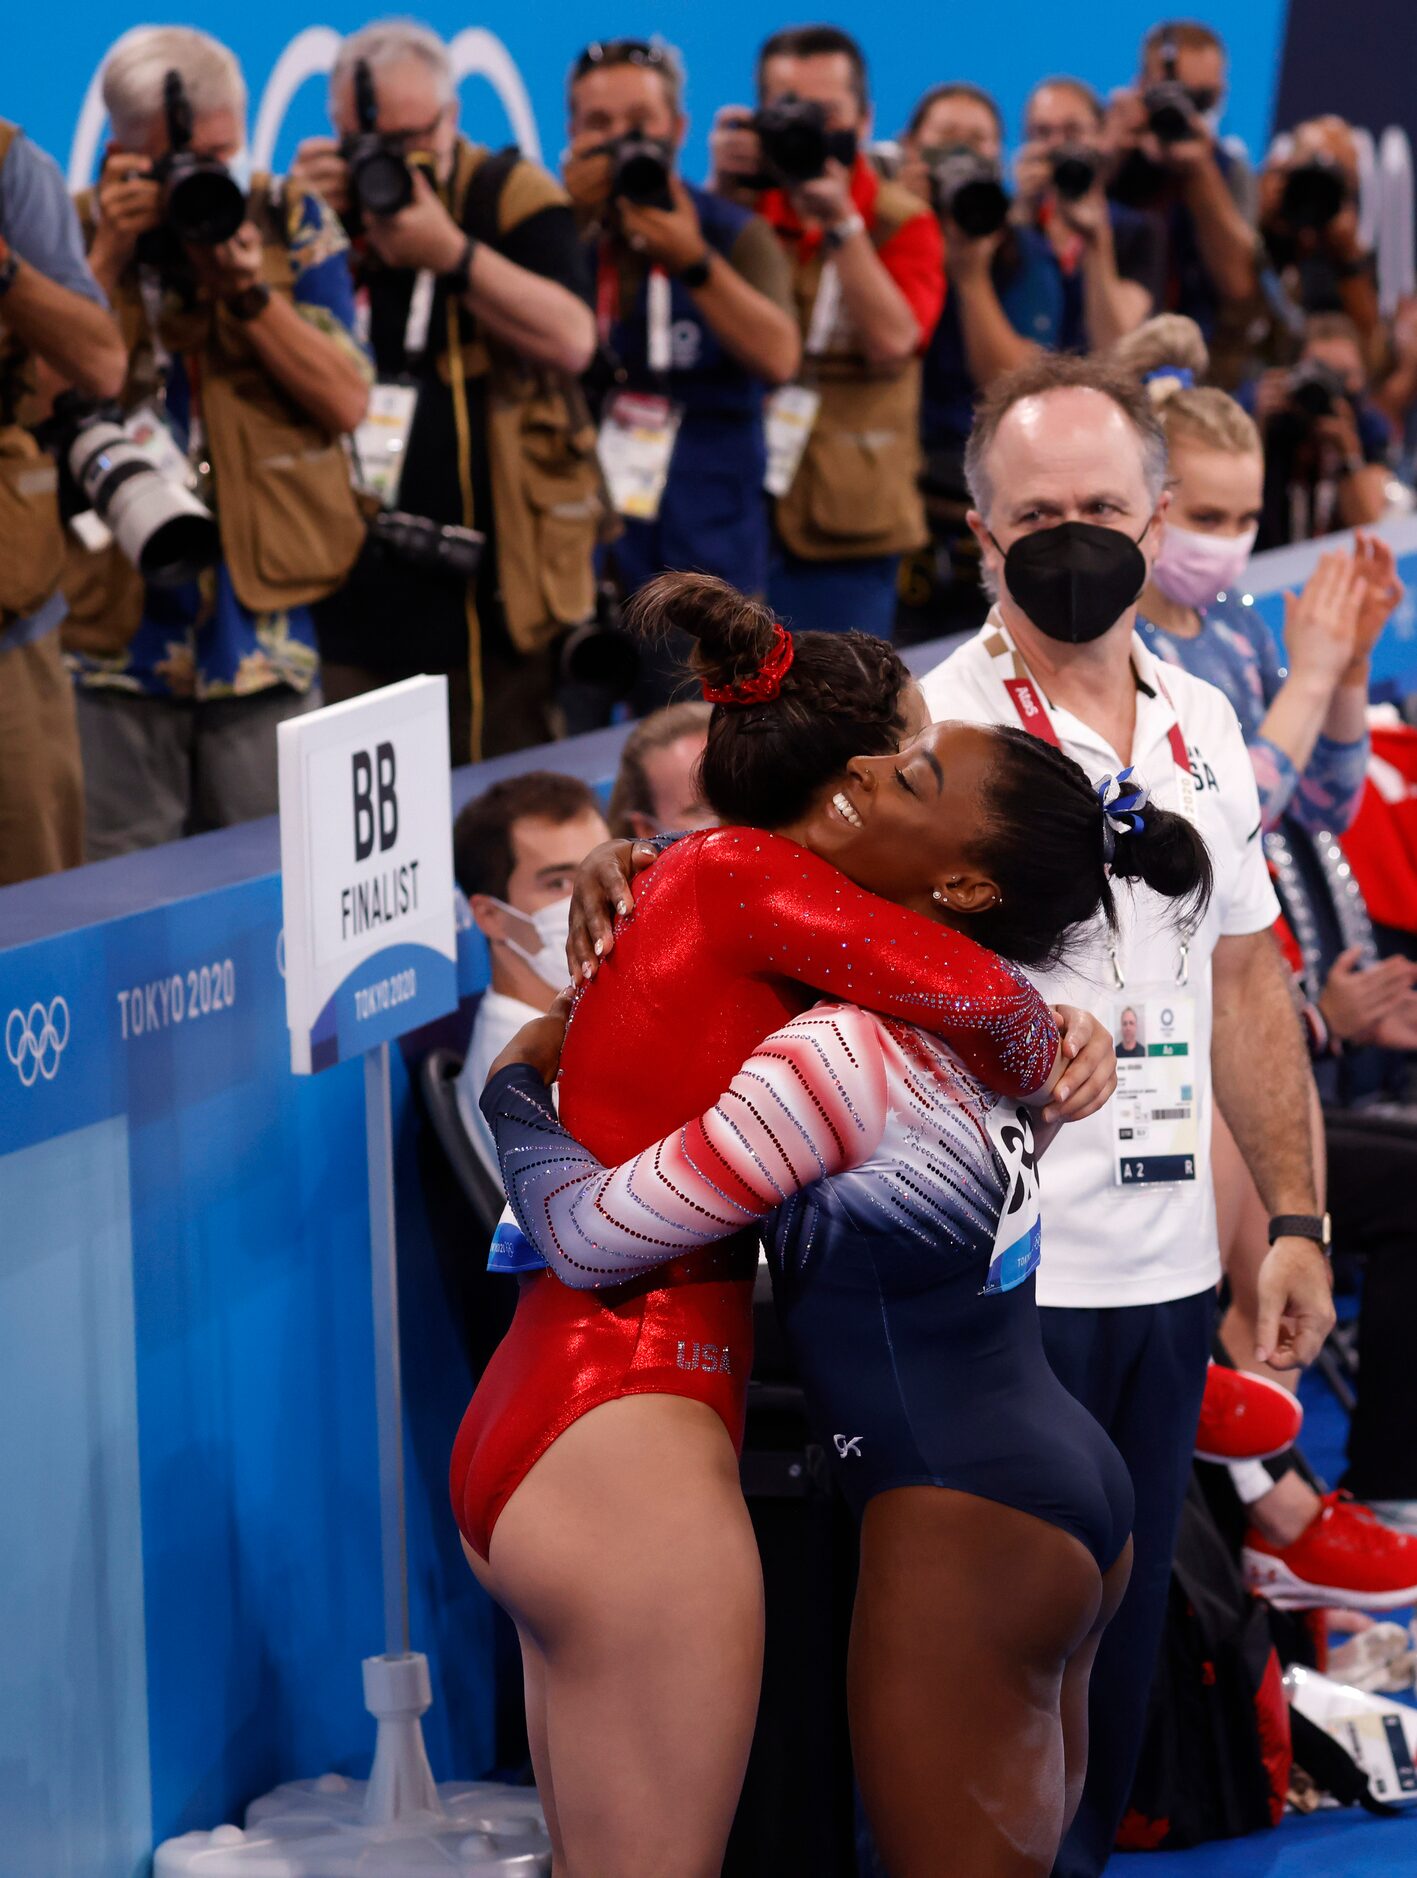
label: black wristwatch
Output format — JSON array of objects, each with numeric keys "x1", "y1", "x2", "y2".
[
  {"x1": 677, "y1": 249, "x2": 712, "y2": 290},
  {"x1": 441, "y1": 234, "x2": 478, "y2": 296},
  {"x1": 1268, "y1": 1212, "x2": 1332, "y2": 1254},
  {"x1": 225, "y1": 281, "x2": 271, "y2": 322}
]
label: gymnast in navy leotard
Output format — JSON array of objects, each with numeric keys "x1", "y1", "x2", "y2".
[{"x1": 485, "y1": 1001, "x2": 1132, "y2": 1574}]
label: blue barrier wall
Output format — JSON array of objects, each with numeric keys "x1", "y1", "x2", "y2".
[
  {"x1": 4, "y1": 523, "x2": 1417, "y2": 1875},
  {"x1": 13, "y1": 1, "x2": 1290, "y2": 189}
]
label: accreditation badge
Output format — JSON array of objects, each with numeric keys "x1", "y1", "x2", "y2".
[
  {"x1": 597, "y1": 390, "x2": 683, "y2": 521},
  {"x1": 981, "y1": 1101, "x2": 1042, "y2": 1294},
  {"x1": 1111, "y1": 993, "x2": 1199, "y2": 1186},
  {"x1": 762, "y1": 384, "x2": 821, "y2": 497},
  {"x1": 352, "y1": 381, "x2": 419, "y2": 507}
]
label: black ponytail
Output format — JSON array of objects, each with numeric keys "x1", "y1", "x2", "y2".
[
  {"x1": 625, "y1": 573, "x2": 913, "y2": 828},
  {"x1": 963, "y1": 727, "x2": 1213, "y2": 970}
]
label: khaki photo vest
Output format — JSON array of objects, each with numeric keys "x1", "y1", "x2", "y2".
[
  {"x1": 0, "y1": 120, "x2": 69, "y2": 626},
  {"x1": 774, "y1": 176, "x2": 928, "y2": 563}
]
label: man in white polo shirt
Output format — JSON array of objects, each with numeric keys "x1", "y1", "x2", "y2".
[{"x1": 921, "y1": 353, "x2": 1335, "y2": 1878}]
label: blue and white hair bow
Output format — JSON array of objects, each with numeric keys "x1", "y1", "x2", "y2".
[{"x1": 1096, "y1": 768, "x2": 1149, "y2": 866}]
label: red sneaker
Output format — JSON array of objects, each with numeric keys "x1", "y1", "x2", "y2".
[
  {"x1": 1193, "y1": 1362, "x2": 1303, "y2": 1464},
  {"x1": 1243, "y1": 1493, "x2": 1417, "y2": 1612}
]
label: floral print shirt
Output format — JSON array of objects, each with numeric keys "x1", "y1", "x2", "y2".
[{"x1": 70, "y1": 189, "x2": 368, "y2": 703}]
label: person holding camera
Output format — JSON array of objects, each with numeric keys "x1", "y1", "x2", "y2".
[
  {"x1": 0, "y1": 122, "x2": 126, "y2": 884},
  {"x1": 1105, "y1": 21, "x2": 1257, "y2": 344},
  {"x1": 1245, "y1": 313, "x2": 1392, "y2": 548},
  {"x1": 710, "y1": 25, "x2": 944, "y2": 640},
  {"x1": 69, "y1": 26, "x2": 370, "y2": 859},
  {"x1": 895, "y1": 79, "x2": 1163, "y2": 639},
  {"x1": 563, "y1": 38, "x2": 798, "y2": 713},
  {"x1": 295, "y1": 19, "x2": 600, "y2": 764}
]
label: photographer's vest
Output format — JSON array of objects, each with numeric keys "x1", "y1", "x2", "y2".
[
  {"x1": 63, "y1": 172, "x2": 365, "y2": 656},
  {"x1": 440, "y1": 138, "x2": 606, "y2": 655},
  {"x1": 774, "y1": 175, "x2": 927, "y2": 563},
  {"x1": 0, "y1": 120, "x2": 68, "y2": 629}
]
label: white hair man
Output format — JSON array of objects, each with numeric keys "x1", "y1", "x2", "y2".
[
  {"x1": 292, "y1": 19, "x2": 601, "y2": 763},
  {"x1": 73, "y1": 25, "x2": 371, "y2": 859},
  {"x1": 920, "y1": 349, "x2": 1334, "y2": 1878}
]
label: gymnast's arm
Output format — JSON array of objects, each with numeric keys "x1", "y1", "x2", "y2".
[{"x1": 481, "y1": 1005, "x2": 889, "y2": 1289}]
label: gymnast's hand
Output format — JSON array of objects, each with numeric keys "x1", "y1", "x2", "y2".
[
  {"x1": 1039, "y1": 1005, "x2": 1117, "y2": 1125},
  {"x1": 490, "y1": 989, "x2": 576, "y2": 1087},
  {"x1": 566, "y1": 837, "x2": 660, "y2": 980}
]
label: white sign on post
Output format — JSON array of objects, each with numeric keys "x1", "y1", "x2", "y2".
[{"x1": 278, "y1": 675, "x2": 457, "y2": 1075}]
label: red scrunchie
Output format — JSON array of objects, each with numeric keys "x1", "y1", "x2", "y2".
[{"x1": 701, "y1": 623, "x2": 795, "y2": 705}]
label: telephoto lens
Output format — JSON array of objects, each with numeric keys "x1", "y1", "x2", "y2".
[
  {"x1": 752, "y1": 95, "x2": 858, "y2": 188},
  {"x1": 367, "y1": 509, "x2": 485, "y2": 581},
  {"x1": 1050, "y1": 146, "x2": 1100, "y2": 203},
  {"x1": 67, "y1": 421, "x2": 219, "y2": 585},
  {"x1": 1279, "y1": 156, "x2": 1348, "y2": 231},
  {"x1": 609, "y1": 134, "x2": 675, "y2": 210},
  {"x1": 926, "y1": 147, "x2": 1011, "y2": 239},
  {"x1": 341, "y1": 59, "x2": 416, "y2": 228}
]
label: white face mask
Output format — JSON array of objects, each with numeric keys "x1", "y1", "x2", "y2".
[
  {"x1": 1152, "y1": 521, "x2": 1257, "y2": 610},
  {"x1": 489, "y1": 894, "x2": 572, "y2": 992}
]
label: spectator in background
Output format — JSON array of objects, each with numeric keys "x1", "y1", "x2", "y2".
[
  {"x1": 1105, "y1": 20, "x2": 1257, "y2": 348},
  {"x1": 453, "y1": 772, "x2": 608, "y2": 1187},
  {"x1": 70, "y1": 26, "x2": 370, "y2": 858},
  {"x1": 563, "y1": 38, "x2": 798, "y2": 716},
  {"x1": 294, "y1": 19, "x2": 600, "y2": 764},
  {"x1": 605, "y1": 699, "x2": 714, "y2": 839},
  {"x1": 0, "y1": 118, "x2": 125, "y2": 885},
  {"x1": 1255, "y1": 117, "x2": 1382, "y2": 366},
  {"x1": 711, "y1": 25, "x2": 945, "y2": 638},
  {"x1": 1245, "y1": 312, "x2": 1393, "y2": 548},
  {"x1": 896, "y1": 78, "x2": 1162, "y2": 640},
  {"x1": 1375, "y1": 293, "x2": 1417, "y2": 482}
]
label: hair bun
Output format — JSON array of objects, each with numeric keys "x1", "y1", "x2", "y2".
[{"x1": 624, "y1": 572, "x2": 777, "y2": 694}]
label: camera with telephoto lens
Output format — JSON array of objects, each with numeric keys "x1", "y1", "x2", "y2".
[
  {"x1": 926, "y1": 146, "x2": 1011, "y2": 238},
  {"x1": 1286, "y1": 357, "x2": 1351, "y2": 423},
  {"x1": 1279, "y1": 155, "x2": 1349, "y2": 231},
  {"x1": 152, "y1": 68, "x2": 247, "y2": 246},
  {"x1": 341, "y1": 59, "x2": 418, "y2": 231},
  {"x1": 48, "y1": 397, "x2": 219, "y2": 585},
  {"x1": 1050, "y1": 145, "x2": 1100, "y2": 203},
  {"x1": 1142, "y1": 42, "x2": 1209, "y2": 147},
  {"x1": 606, "y1": 133, "x2": 675, "y2": 210},
  {"x1": 750, "y1": 95, "x2": 858, "y2": 187},
  {"x1": 559, "y1": 581, "x2": 639, "y2": 696},
  {"x1": 367, "y1": 509, "x2": 484, "y2": 581}
]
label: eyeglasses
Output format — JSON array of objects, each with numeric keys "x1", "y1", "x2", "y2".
[{"x1": 572, "y1": 38, "x2": 672, "y2": 80}]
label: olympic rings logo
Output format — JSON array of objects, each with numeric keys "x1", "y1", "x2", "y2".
[{"x1": 5, "y1": 997, "x2": 71, "y2": 1087}]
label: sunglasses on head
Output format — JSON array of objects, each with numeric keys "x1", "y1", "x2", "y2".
[{"x1": 573, "y1": 38, "x2": 671, "y2": 79}]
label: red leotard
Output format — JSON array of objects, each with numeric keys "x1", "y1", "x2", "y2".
[{"x1": 450, "y1": 828, "x2": 1057, "y2": 1557}]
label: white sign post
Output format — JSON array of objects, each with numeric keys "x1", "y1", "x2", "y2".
[{"x1": 279, "y1": 677, "x2": 455, "y2": 1828}]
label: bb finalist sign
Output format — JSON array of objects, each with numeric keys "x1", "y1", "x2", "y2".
[{"x1": 278, "y1": 676, "x2": 457, "y2": 1074}]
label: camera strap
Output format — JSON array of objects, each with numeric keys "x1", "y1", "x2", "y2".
[
  {"x1": 596, "y1": 252, "x2": 673, "y2": 382},
  {"x1": 402, "y1": 270, "x2": 437, "y2": 361},
  {"x1": 804, "y1": 261, "x2": 843, "y2": 357}
]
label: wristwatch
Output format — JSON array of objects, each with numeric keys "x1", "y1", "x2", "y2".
[
  {"x1": 0, "y1": 234, "x2": 19, "y2": 298},
  {"x1": 823, "y1": 210, "x2": 865, "y2": 252},
  {"x1": 225, "y1": 281, "x2": 271, "y2": 322},
  {"x1": 1268, "y1": 1212, "x2": 1332, "y2": 1254},
  {"x1": 677, "y1": 250, "x2": 712, "y2": 290},
  {"x1": 441, "y1": 234, "x2": 478, "y2": 296}
]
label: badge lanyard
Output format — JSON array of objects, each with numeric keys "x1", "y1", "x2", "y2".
[
  {"x1": 596, "y1": 250, "x2": 672, "y2": 378},
  {"x1": 594, "y1": 246, "x2": 682, "y2": 522},
  {"x1": 804, "y1": 260, "x2": 843, "y2": 358},
  {"x1": 986, "y1": 625, "x2": 1197, "y2": 988}
]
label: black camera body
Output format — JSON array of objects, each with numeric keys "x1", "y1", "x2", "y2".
[
  {"x1": 154, "y1": 68, "x2": 246, "y2": 246},
  {"x1": 751, "y1": 96, "x2": 858, "y2": 188},
  {"x1": 606, "y1": 133, "x2": 675, "y2": 210},
  {"x1": 367, "y1": 508, "x2": 484, "y2": 581},
  {"x1": 926, "y1": 146, "x2": 1011, "y2": 239},
  {"x1": 341, "y1": 59, "x2": 418, "y2": 230},
  {"x1": 1143, "y1": 78, "x2": 1198, "y2": 146},
  {"x1": 1279, "y1": 155, "x2": 1349, "y2": 232},
  {"x1": 1050, "y1": 145, "x2": 1100, "y2": 203},
  {"x1": 1287, "y1": 357, "x2": 1351, "y2": 422}
]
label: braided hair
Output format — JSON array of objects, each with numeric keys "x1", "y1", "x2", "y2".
[
  {"x1": 962, "y1": 727, "x2": 1214, "y2": 970},
  {"x1": 626, "y1": 573, "x2": 912, "y2": 828}
]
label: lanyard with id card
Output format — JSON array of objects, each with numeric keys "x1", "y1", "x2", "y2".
[
  {"x1": 981, "y1": 1101, "x2": 1042, "y2": 1294},
  {"x1": 761, "y1": 260, "x2": 842, "y2": 497},
  {"x1": 596, "y1": 260, "x2": 683, "y2": 520},
  {"x1": 350, "y1": 271, "x2": 435, "y2": 507}
]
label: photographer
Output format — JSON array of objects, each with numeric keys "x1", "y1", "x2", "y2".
[
  {"x1": 1246, "y1": 313, "x2": 1392, "y2": 548},
  {"x1": 1106, "y1": 20, "x2": 1257, "y2": 342},
  {"x1": 710, "y1": 25, "x2": 944, "y2": 638},
  {"x1": 564, "y1": 38, "x2": 798, "y2": 710},
  {"x1": 1253, "y1": 117, "x2": 1381, "y2": 366},
  {"x1": 897, "y1": 79, "x2": 1162, "y2": 637},
  {"x1": 71, "y1": 26, "x2": 369, "y2": 859},
  {"x1": 295, "y1": 20, "x2": 600, "y2": 762},
  {"x1": 0, "y1": 122, "x2": 125, "y2": 884}
]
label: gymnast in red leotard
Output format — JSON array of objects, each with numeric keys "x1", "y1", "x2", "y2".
[{"x1": 451, "y1": 576, "x2": 1117, "y2": 1878}]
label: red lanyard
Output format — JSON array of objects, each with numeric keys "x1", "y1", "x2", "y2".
[{"x1": 1001, "y1": 654, "x2": 1194, "y2": 799}]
